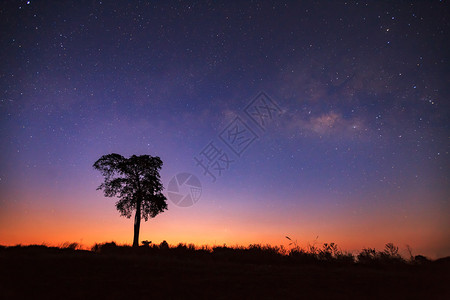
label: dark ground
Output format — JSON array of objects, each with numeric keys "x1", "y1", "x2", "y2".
[{"x1": 0, "y1": 245, "x2": 449, "y2": 299}]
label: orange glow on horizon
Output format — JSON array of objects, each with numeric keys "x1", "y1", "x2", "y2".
[
  {"x1": 1, "y1": 196, "x2": 448, "y2": 259},
  {"x1": 1, "y1": 185, "x2": 448, "y2": 259}
]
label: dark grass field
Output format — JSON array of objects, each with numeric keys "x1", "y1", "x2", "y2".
[{"x1": 1, "y1": 244, "x2": 449, "y2": 299}]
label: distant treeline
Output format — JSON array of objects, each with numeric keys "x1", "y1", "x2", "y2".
[{"x1": 1, "y1": 241, "x2": 446, "y2": 267}]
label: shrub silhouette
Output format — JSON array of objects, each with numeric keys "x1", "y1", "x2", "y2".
[
  {"x1": 97, "y1": 241, "x2": 117, "y2": 253},
  {"x1": 413, "y1": 255, "x2": 430, "y2": 264},
  {"x1": 289, "y1": 247, "x2": 318, "y2": 264},
  {"x1": 335, "y1": 252, "x2": 355, "y2": 264},
  {"x1": 91, "y1": 241, "x2": 134, "y2": 255},
  {"x1": 379, "y1": 243, "x2": 404, "y2": 263},
  {"x1": 318, "y1": 242, "x2": 339, "y2": 261},
  {"x1": 383, "y1": 242, "x2": 399, "y2": 257},
  {"x1": 357, "y1": 248, "x2": 378, "y2": 264},
  {"x1": 357, "y1": 243, "x2": 405, "y2": 264},
  {"x1": 141, "y1": 240, "x2": 152, "y2": 247},
  {"x1": 159, "y1": 240, "x2": 169, "y2": 250},
  {"x1": 61, "y1": 242, "x2": 80, "y2": 250}
]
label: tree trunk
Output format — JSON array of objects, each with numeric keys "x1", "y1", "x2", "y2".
[{"x1": 133, "y1": 198, "x2": 141, "y2": 248}]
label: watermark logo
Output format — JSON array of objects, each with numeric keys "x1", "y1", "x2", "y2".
[
  {"x1": 167, "y1": 91, "x2": 282, "y2": 207},
  {"x1": 194, "y1": 141, "x2": 234, "y2": 182},
  {"x1": 167, "y1": 173, "x2": 202, "y2": 207},
  {"x1": 194, "y1": 91, "x2": 282, "y2": 183},
  {"x1": 244, "y1": 91, "x2": 282, "y2": 131},
  {"x1": 219, "y1": 116, "x2": 258, "y2": 157}
]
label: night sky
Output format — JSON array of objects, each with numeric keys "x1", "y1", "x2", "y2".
[{"x1": 1, "y1": 1, "x2": 449, "y2": 258}]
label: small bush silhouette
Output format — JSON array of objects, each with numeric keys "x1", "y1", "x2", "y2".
[
  {"x1": 357, "y1": 248, "x2": 378, "y2": 264},
  {"x1": 141, "y1": 240, "x2": 152, "y2": 247},
  {"x1": 384, "y1": 243, "x2": 398, "y2": 256},
  {"x1": 379, "y1": 243, "x2": 404, "y2": 263},
  {"x1": 99, "y1": 241, "x2": 117, "y2": 252},
  {"x1": 61, "y1": 242, "x2": 80, "y2": 250},
  {"x1": 159, "y1": 240, "x2": 169, "y2": 250},
  {"x1": 357, "y1": 243, "x2": 405, "y2": 264},
  {"x1": 318, "y1": 243, "x2": 339, "y2": 261},
  {"x1": 335, "y1": 252, "x2": 355, "y2": 264},
  {"x1": 413, "y1": 255, "x2": 430, "y2": 264},
  {"x1": 91, "y1": 241, "x2": 133, "y2": 255},
  {"x1": 289, "y1": 247, "x2": 318, "y2": 263}
]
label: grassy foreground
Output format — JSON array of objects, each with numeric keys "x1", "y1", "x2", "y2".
[{"x1": 0, "y1": 242, "x2": 449, "y2": 299}]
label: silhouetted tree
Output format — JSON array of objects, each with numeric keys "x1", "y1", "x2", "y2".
[{"x1": 93, "y1": 153, "x2": 168, "y2": 247}]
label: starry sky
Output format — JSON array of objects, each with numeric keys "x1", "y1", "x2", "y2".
[{"x1": 0, "y1": 1, "x2": 449, "y2": 258}]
